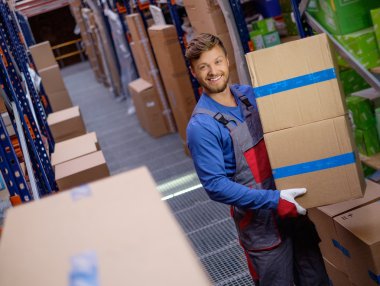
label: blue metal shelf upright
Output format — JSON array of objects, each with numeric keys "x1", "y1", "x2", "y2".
[{"x1": 0, "y1": 0, "x2": 58, "y2": 198}]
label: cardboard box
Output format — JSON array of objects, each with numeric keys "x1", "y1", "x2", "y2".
[
  {"x1": 51, "y1": 132, "x2": 99, "y2": 166},
  {"x1": 47, "y1": 89, "x2": 73, "y2": 112},
  {"x1": 29, "y1": 41, "x2": 57, "y2": 70},
  {"x1": 129, "y1": 42, "x2": 150, "y2": 81},
  {"x1": 38, "y1": 65, "x2": 67, "y2": 95},
  {"x1": 186, "y1": 9, "x2": 228, "y2": 35},
  {"x1": 148, "y1": 25, "x2": 196, "y2": 141},
  {"x1": 0, "y1": 167, "x2": 211, "y2": 286},
  {"x1": 346, "y1": 96, "x2": 376, "y2": 130},
  {"x1": 264, "y1": 116, "x2": 365, "y2": 209},
  {"x1": 323, "y1": 258, "x2": 352, "y2": 286},
  {"x1": 128, "y1": 78, "x2": 171, "y2": 138},
  {"x1": 55, "y1": 150, "x2": 109, "y2": 190},
  {"x1": 334, "y1": 200, "x2": 380, "y2": 286},
  {"x1": 125, "y1": 14, "x2": 149, "y2": 43},
  {"x1": 246, "y1": 34, "x2": 346, "y2": 133},
  {"x1": 47, "y1": 106, "x2": 86, "y2": 142},
  {"x1": 308, "y1": 180, "x2": 380, "y2": 272}
]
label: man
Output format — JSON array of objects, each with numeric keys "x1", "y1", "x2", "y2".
[{"x1": 186, "y1": 33, "x2": 329, "y2": 285}]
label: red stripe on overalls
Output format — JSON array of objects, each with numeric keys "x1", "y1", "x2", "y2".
[{"x1": 243, "y1": 139, "x2": 272, "y2": 183}]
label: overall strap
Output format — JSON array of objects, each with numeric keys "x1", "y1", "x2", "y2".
[{"x1": 192, "y1": 107, "x2": 240, "y2": 132}]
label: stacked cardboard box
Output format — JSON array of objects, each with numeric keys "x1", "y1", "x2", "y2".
[
  {"x1": 29, "y1": 42, "x2": 73, "y2": 112},
  {"x1": 125, "y1": 13, "x2": 176, "y2": 136},
  {"x1": 182, "y1": 0, "x2": 239, "y2": 84},
  {"x1": 246, "y1": 34, "x2": 365, "y2": 208},
  {"x1": 0, "y1": 168, "x2": 211, "y2": 286},
  {"x1": 47, "y1": 106, "x2": 86, "y2": 142},
  {"x1": 148, "y1": 25, "x2": 196, "y2": 145},
  {"x1": 346, "y1": 96, "x2": 380, "y2": 156}
]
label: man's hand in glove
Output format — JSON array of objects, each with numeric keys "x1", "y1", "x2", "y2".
[{"x1": 277, "y1": 188, "x2": 307, "y2": 219}]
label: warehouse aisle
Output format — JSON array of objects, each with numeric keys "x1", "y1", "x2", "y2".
[{"x1": 61, "y1": 62, "x2": 253, "y2": 286}]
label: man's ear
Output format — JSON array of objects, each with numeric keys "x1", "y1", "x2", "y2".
[{"x1": 190, "y1": 65, "x2": 197, "y2": 78}]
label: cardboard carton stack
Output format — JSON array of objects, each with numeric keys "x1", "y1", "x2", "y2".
[
  {"x1": 182, "y1": 0, "x2": 239, "y2": 84},
  {"x1": 246, "y1": 34, "x2": 365, "y2": 209},
  {"x1": 307, "y1": 179, "x2": 380, "y2": 286},
  {"x1": 249, "y1": 18, "x2": 281, "y2": 50},
  {"x1": 69, "y1": 0, "x2": 107, "y2": 84},
  {"x1": 148, "y1": 25, "x2": 196, "y2": 146},
  {"x1": 0, "y1": 167, "x2": 211, "y2": 286},
  {"x1": 29, "y1": 41, "x2": 73, "y2": 112},
  {"x1": 125, "y1": 13, "x2": 176, "y2": 137}
]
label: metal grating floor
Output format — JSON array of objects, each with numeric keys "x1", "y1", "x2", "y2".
[{"x1": 62, "y1": 62, "x2": 254, "y2": 286}]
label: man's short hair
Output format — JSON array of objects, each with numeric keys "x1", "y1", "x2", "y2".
[{"x1": 185, "y1": 33, "x2": 227, "y2": 64}]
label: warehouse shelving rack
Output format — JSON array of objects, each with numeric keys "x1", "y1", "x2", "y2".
[{"x1": 0, "y1": 0, "x2": 58, "y2": 202}]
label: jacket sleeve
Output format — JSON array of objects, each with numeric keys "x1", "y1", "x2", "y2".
[{"x1": 187, "y1": 116, "x2": 280, "y2": 210}]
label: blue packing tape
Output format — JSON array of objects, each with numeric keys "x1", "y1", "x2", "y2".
[
  {"x1": 368, "y1": 270, "x2": 380, "y2": 285},
  {"x1": 273, "y1": 152, "x2": 355, "y2": 180},
  {"x1": 69, "y1": 251, "x2": 99, "y2": 286},
  {"x1": 254, "y1": 68, "x2": 336, "y2": 98},
  {"x1": 332, "y1": 239, "x2": 351, "y2": 258}
]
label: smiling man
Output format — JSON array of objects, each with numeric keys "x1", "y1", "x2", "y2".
[{"x1": 186, "y1": 33, "x2": 329, "y2": 285}]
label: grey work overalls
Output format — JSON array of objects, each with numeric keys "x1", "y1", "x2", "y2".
[{"x1": 193, "y1": 86, "x2": 329, "y2": 286}]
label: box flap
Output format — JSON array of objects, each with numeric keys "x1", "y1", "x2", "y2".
[
  {"x1": 47, "y1": 106, "x2": 80, "y2": 125},
  {"x1": 128, "y1": 78, "x2": 152, "y2": 93},
  {"x1": 55, "y1": 151, "x2": 106, "y2": 179}
]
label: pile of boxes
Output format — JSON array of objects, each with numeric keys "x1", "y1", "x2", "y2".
[
  {"x1": 246, "y1": 32, "x2": 380, "y2": 286},
  {"x1": 309, "y1": 180, "x2": 380, "y2": 286},
  {"x1": 246, "y1": 34, "x2": 365, "y2": 209},
  {"x1": 29, "y1": 41, "x2": 110, "y2": 191},
  {"x1": 29, "y1": 41, "x2": 73, "y2": 112},
  {"x1": 126, "y1": 13, "x2": 176, "y2": 138}
]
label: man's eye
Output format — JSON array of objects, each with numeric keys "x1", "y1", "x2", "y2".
[{"x1": 199, "y1": 66, "x2": 206, "y2": 70}]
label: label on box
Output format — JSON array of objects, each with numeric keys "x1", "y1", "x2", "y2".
[
  {"x1": 71, "y1": 185, "x2": 92, "y2": 201},
  {"x1": 69, "y1": 251, "x2": 99, "y2": 286}
]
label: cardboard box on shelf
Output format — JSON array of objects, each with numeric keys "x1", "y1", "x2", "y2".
[
  {"x1": 354, "y1": 127, "x2": 380, "y2": 156},
  {"x1": 148, "y1": 25, "x2": 196, "y2": 141},
  {"x1": 38, "y1": 65, "x2": 67, "y2": 94},
  {"x1": 334, "y1": 200, "x2": 380, "y2": 286},
  {"x1": 125, "y1": 13, "x2": 149, "y2": 43},
  {"x1": 47, "y1": 89, "x2": 73, "y2": 112},
  {"x1": 264, "y1": 116, "x2": 365, "y2": 209},
  {"x1": 29, "y1": 41, "x2": 57, "y2": 70},
  {"x1": 186, "y1": 9, "x2": 228, "y2": 35},
  {"x1": 323, "y1": 258, "x2": 352, "y2": 286},
  {"x1": 339, "y1": 68, "x2": 370, "y2": 95},
  {"x1": 55, "y1": 150, "x2": 109, "y2": 190},
  {"x1": 308, "y1": 179, "x2": 380, "y2": 272},
  {"x1": 246, "y1": 34, "x2": 346, "y2": 133},
  {"x1": 47, "y1": 106, "x2": 86, "y2": 142},
  {"x1": 346, "y1": 96, "x2": 376, "y2": 130},
  {"x1": 128, "y1": 78, "x2": 171, "y2": 138},
  {"x1": 0, "y1": 167, "x2": 211, "y2": 286},
  {"x1": 51, "y1": 132, "x2": 99, "y2": 166}
]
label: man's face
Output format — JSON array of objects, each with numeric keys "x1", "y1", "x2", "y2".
[{"x1": 191, "y1": 45, "x2": 230, "y2": 94}]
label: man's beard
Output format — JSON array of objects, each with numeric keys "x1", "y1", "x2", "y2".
[{"x1": 200, "y1": 72, "x2": 230, "y2": 94}]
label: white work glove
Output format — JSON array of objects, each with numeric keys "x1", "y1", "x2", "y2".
[{"x1": 277, "y1": 188, "x2": 307, "y2": 218}]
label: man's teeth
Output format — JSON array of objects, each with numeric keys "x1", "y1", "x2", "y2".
[{"x1": 209, "y1": 75, "x2": 222, "y2": 81}]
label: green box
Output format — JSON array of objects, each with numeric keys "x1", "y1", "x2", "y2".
[
  {"x1": 355, "y1": 127, "x2": 380, "y2": 156},
  {"x1": 263, "y1": 31, "x2": 281, "y2": 48},
  {"x1": 371, "y1": 8, "x2": 380, "y2": 50},
  {"x1": 252, "y1": 18, "x2": 276, "y2": 34},
  {"x1": 307, "y1": 0, "x2": 380, "y2": 35},
  {"x1": 346, "y1": 96, "x2": 376, "y2": 130},
  {"x1": 249, "y1": 31, "x2": 265, "y2": 50},
  {"x1": 339, "y1": 68, "x2": 370, "y2": 95},
  {"x1": 336, "y1": 28, "x2": 380, "y2": 68}
]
